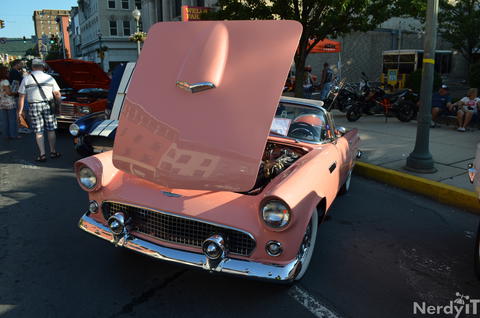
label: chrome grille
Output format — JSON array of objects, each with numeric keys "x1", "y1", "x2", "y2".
[
  {"x1": 59, "y1": 103, "x2": 76, "y2": 117},
  {"x1": 102, "y1": 201, "x2": 256, "y2": 256}
]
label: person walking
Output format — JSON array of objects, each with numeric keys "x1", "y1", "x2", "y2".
[
  {"x1": 17, "y1": 59, "x2": 62, "y2": 162},
  {"x1": 9, "y1": 59, "x2": 31, "y2": 134},
  {"x1": 319, "y1": 63, "x2": 334, "y2": 100},
  {"x1": 0, "y1": 66, "x2": 20, "y2": 139},
  {"x1": 303, "y1": 66, "x2": 314, "y2": 99}
]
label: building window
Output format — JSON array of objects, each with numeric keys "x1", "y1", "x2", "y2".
[
  {"x1": 110, "y1": 20, "x2": 118, "y2": 36},
  {"x1": 121, "y1": 0, "x2": 129, "y2": 9},
  {"x1": 123, "y1": 21, "x2": 131, "y2": 36},
  {"x1": 108, "y1": 0, "x2": 115, "y2": 8},
  {"x1": 135, "y1": 0, "x2": 141, "y2": 9}
]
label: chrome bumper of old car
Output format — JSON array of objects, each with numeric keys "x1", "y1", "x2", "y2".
[{"x1": 78, "y1": 212, "x2": 301, "y2": 282}]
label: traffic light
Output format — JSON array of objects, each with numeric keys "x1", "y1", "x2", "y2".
[
  {"x1": 22, "y1": 36, "x2": 26, "y2": 43},
  {"x1": 50, "y1": 35, "x2": 55, "y2": 44},
  {"x1": 0, "y1": 20, "x2": 4, "y2": 29}
]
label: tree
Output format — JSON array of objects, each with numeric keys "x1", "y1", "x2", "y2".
[
  {"x1": 45, "y1": 43, "x2": 63, "y2": 60},
  {"x1": 204, "y1": 0, "x2": 412, "y2": 97},
  {"x1": 24, "y1": 47, "x2": 38, "y2": 57},
  {"x1": 438, "y1": 0, "x2": 480, "y2": 74}
]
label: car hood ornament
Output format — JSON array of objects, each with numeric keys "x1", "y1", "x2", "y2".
[{"x1": 176, "y1": 81, "x2": 215, "y2": 93}]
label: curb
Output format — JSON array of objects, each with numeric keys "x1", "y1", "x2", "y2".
[{"x1": 353, "y1": 161, "x2": 480, "y2": 214}]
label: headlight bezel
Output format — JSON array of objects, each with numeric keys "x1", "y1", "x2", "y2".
[
  {"x1": 78, "y1": 106, "x2": 91, "y2": 114},
  {"x1": 77, "y1": 166, "x2": 98, "y2": 191},
  {"x1": 260, "y1": 198, "x2": 292, "y2": 230},
  {"x1": 69, "y1": 123, "x2": 80, "y2": 136}
]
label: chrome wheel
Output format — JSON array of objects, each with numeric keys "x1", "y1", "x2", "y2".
[
  {"x1": 339, "y1": 170, "x2": 352, "y2": 195},
  {"x1": 295, "y1": 208, "x2": 318, "y2": 280}
]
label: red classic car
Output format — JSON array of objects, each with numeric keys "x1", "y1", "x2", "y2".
[
  {"x1": 74, "y1": 20, "x2": 360, "y2": 283},
  {"x1": 46, "y1": 59, "x2": 110, "y2": 124}
]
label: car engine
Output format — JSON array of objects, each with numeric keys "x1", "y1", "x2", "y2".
[{"x1": 246, "y1": 142, "x2": 307, "y2": 194}]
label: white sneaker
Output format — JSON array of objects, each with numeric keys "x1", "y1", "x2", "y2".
[{"x1": 457, "y1": 127, "x2": 466, "y2": 132}]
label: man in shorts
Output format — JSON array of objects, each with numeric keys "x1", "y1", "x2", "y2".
[
  {"x1": 17, "y1": 59, "x2": 62, "y2": 162},
  {"x1": 431, "y1": 85, "x2": 454, "y2": 127}
]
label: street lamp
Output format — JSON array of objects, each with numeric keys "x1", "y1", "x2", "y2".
[
  {"x1": 97, "y1": 32, "x2": 105, "y2": 71},
  {"x1": 132, "y1": 7, "x2": 141, "y2": 56},
  {"x1": 405, "y1": 0, "x2": 439, "y2": 173}
]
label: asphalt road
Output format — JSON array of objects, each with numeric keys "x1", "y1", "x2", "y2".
[{"x1": 1, "y1": 131, "x2": 480, "y2": 318}]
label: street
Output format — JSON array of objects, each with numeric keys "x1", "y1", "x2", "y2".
[{"x1": 1, "y1": 132, "x2": 479, "y2": 318}]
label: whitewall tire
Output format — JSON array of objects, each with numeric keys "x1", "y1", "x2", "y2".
[{"x1": 295, "y1": 208, "x2": 319, "y2": 281}]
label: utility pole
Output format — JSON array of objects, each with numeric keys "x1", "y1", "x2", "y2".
[{"x1": 406, "y1": 0, "x2": 439, "y2": 173}]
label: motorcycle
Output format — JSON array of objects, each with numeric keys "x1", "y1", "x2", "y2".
[
  {"x1": 346, "y1": 72, "x2": 418, "y2": 122},
  {"x1": 324, "y1": 80, "x2": 358, "y2": 113}
]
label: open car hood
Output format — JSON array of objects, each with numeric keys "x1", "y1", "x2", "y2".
[
  {"x1": 112, "y1": 20, "x2": 302, "y2": 192},
  {"x1": 47, "y1": 59, "x2": 110, "y2": 90}
]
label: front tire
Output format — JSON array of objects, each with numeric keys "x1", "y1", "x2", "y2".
[
  {"x1": 295, "y1": 209, "x2": 319, "y2": 281},
  {"x1": 339, "y1": 170, "x2": 352, "y2": 195},
  {"x1": 475, "y1": 221, "x2": 480, "y2": 280},
  {"x1": 396, "y1": 101, "x2": 415, "y2": 122},
  {"x1": 346, "y1": 106, "x2": 362, "y2": 122}
]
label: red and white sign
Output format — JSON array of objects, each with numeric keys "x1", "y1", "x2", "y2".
[{"x1": 181, "y1": 6, "x2": 211, "y2": 21}]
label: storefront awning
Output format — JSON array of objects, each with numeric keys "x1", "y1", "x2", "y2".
[{"x1": 309, "y1": 39, "x2": 341, "y2": 53}]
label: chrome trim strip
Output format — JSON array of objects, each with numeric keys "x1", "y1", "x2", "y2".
[
  {"x1": 176, "y1": 81, "x2": 216, "y2": 93},
  {"x1": 79, "y1": 212, "x2": 299, "y2": 282},
  {"x1": 102, "y1": 200, "x2": 257, "y2": 245}
]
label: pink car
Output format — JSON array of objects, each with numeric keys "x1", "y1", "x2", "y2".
[{"x1": 74, "y1": 20, "x2": 360, "y2": 282}]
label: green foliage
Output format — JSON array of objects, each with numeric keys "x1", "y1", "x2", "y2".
[
  {"x1": 45, "y1": 43, "x2": 63, "y2": 61},
  {"x1": 438, "y1": 0, "x2": 480, "y2": 66},
  {"x1": 204, "y1": 0, "x2": 421, "y2": 97},
  {"x1": 405, "y1": 69, "x2": 443, "y2": 93},
  {"x1": 470, "y1": 63, "x2": 480, "y2": 90},
  {"x1": 24, "y1": 47, "x2": 38, "y2": 57}
]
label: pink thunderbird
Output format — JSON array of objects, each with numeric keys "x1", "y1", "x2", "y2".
[{"x1": 75, "y1": 20, "x2": 360, "y2": 282}]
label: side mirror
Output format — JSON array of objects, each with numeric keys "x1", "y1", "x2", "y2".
[
  {"x1": 468, "y1": 163, "x2": 477, "y2": 184},
  {"x1": 337, "y1": 126, "x2": 346, "y2": 136}
]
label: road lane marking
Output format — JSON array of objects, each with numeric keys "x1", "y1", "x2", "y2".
[{"x1": 288, "y1": 285, "x2": 341, "y2": 318}]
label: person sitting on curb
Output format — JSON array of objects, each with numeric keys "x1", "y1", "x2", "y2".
[
  {"x1": 431, "y1": 85, "x2": 454, "y2": 127},
  {"x1": 455, "y1": 88, "x2": 480, "y2": 132}
]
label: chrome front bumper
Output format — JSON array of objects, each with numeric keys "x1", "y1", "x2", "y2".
[{"x1": 78, "y1": 212, "x2": 300, "y2": 282}]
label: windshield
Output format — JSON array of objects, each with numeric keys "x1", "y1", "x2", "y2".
[{"x1": 270, "y1": 102, "x2": 330, "y2": 143}]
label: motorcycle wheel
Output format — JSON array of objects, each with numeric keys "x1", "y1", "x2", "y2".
[
  {"x1": 346, "y1": 106, "x2": 362, "y2": 122},
  {"x1": 396, "y1": 101, "x2": 415, "y2": 122}
]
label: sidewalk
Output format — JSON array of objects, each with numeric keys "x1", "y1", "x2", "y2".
[
  {"x1": 332, "y1": 111, "x2": 480, "y2": 212},
  {"x1": 333, "y1": 111, "x2": 478, "y2": 190}
]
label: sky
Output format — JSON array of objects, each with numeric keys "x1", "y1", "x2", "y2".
[{"x1": 0, "y1": 0, "x2": 78, "y2": 38}]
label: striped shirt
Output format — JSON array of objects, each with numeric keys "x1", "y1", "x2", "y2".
[{"x1": 18, "y1": 71, "x2": 60, "y2": 103}]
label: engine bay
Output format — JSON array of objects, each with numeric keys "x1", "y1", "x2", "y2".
[{"x1": 246, "y1": 142, "x2": 308, "y2": 194}]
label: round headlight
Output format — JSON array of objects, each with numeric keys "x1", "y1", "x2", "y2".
[
  {"x1": 79, "y1": 167, "x2": 97, "y2": 189},
  {"x1": 78, "y1": 106, "x2": 91, "y2": 114},
  {"x1": 69, "y1": 123, "x2": 80, "y2": 136},
  {"x1": 261, "y1": 200, "x2": 291, "y2": 229}
]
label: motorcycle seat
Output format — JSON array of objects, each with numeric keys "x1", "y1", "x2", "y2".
[{"x1": 383, "y1": 89, "x2": 409, "y2": 99}]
